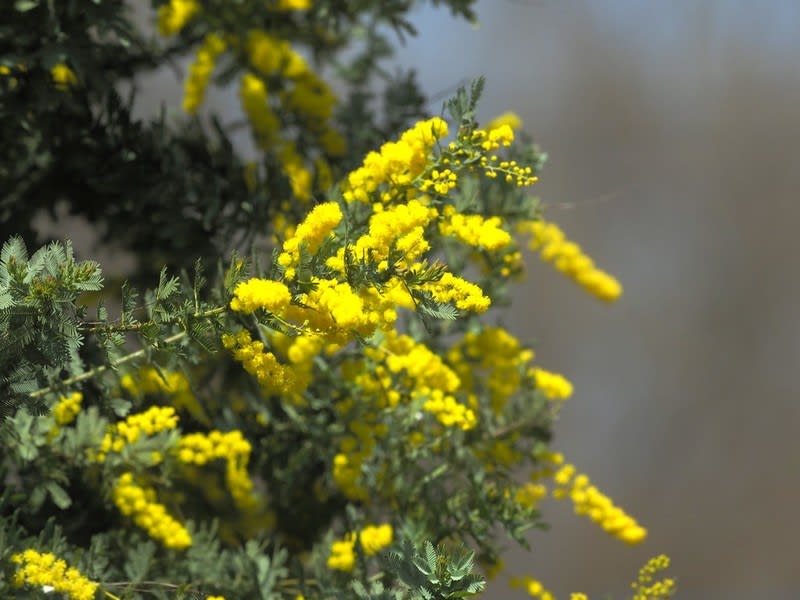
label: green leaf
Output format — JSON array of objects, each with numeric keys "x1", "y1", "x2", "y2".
[
  {"x1": 46, "y1": 481, "x2": 71, "y2": 509},
  {"x1": 14, "y1": 0, "x2": 39, "y2": 12}
]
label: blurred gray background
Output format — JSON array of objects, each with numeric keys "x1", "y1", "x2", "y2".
[
  {"x1": 401, "y1": 2, "x2": 800, "y2": 598},
  {"x1": 83, "y1": 1, "x2": 800, "y2": 598}
]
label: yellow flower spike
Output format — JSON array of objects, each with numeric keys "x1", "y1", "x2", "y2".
[
  {"x1": 182, "y1": 33, "x2": 226, "y2": 114},
  {"x1": 531, "y1": 367, "x2": 574, "y2": 400},
  {"x1": 112, "y1": 473, "x2": 192, "y2": 550},
  {"x1": 520, "y1": 219, "x2": 622, "y2": 302}
]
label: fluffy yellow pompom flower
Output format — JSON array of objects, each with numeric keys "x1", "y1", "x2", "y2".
[
  {"x1": 230, "y1": 278, "x2": 292, "y2": 315},
  {"x1": 11, "y1": 549, "x2": 98, "y2": 600},
  {"x1": 327, "y1": 524, "x2": 393, "y2": 571},
  {"x1": 50, "y1": 64, "x2": 77, "y2": 89},
  {"x1": 422, "y1": 272, "x2": 491, "y2": 312},
  {"x1": 52, "y1": 391, "x2": 82, "y2": 425},
  {"x1": 157, "y1": 0, "x2": 199, "y2": 36},
  {"x1": 278, "y1": 201, "x2": 343, "y2": 277},
  {"x1": 530, "y1": 367, "x2": 573, "y2": 400},
  {"x1": 275, "y1": 0, "x2": 311, "y2": 9}
]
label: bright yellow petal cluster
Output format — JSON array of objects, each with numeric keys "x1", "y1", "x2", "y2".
[
  {"x1": 331, "y1": 199, "x2": 437, "y2": 273},
  {"x1": 420, "y1": 167, "x2": 458, "y2": 195},
  {"x1": 448, "y1": 326, "x2": 534, "y2": 413},
  {"x1": 326, "y1": 523, "x2": 393, "y2": 571},
  {"x1": 530, "y1": 367, "x2": 573, "y2": 400},
  {"x1": 50, "y1": 64, "x2": 77, "y2": 90},
  {"x1": 631, "y1": 555, "x2": 675, "y2": 600},
  {"x1": 120, "y1": 366, "x2": 203, "y2": 419},
  {"x1": 93, "y1": 406, "x2": 179, "y2": 462},
  {"x1": 177, "y1": 430, "x2": 257, "y2": 510},
  {"x1": 510, "y1": 575, "x2": 555, "y2": 600},
  {"x1": 472, "y1": 124, "x2": 515, "y2": 151},
  {"x1": 278, "y1": 201, "x2": 343, "y2": 278},
  {"x1": 521, "y1": 220, "x2": 622, "y2": 302},
  {"x1": 182, "y1": 33, "x2": 226, "y2": 114},
  {"x1": 343, "y1": 117, "x2": 448, "y2": 203},
  {"x1": 422, "y1": 390, "x2": 476, "y2": 430},
  {"x1": 438, "y1": 207, "x2": 512, "y2": 251},
  {"x1": 571, "y1": 594, "x2": 589, "y2": 600},
  {"x1": 113, "y1": 472, "x2": 192, "y2": 550},
  {"x1": 11, "y1": 549, "x2": 98, "y2": 600},
  {"x1": 552, "y1": 463, "x2": 647, "y2": 544},
  {"x1": 239, "y1": 73, "x2": 280, "y2": 148},
  {"x1": 230, "y1": 278, "x2": 292, "y2": 315},
  {"x1": 206, "y1": 596, "x2": 226, "y2": 600},
  {"x1": 422, "y1": 271, "x2": 491, "y2": 312},
  {"x1": 157, "y1": 0, "x2": 199, "y2": 36},
  {"x1": 222, "y1": 329, "x2": 298, "y2": 395},
  {"x1": 52, "y1": 391, "x2": 82, "y2": 426},
  {"x1": 274, "y1": 0, "x2": 311, "y2": 9},
  {"x1": 486, "y1": 111, "x2": 523, "y2": 132}
]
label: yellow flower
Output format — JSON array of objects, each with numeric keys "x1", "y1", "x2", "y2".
[
  {"x1": 182, "y1": 33, "x2": 226, "y2": 114},
  {"x1": 230, "y1": 278, "x2": 292, "y2": 315},
  {"x1": 50, "y1": 64, "x2": 77, "y2": 89},
  {"x1": 520, "y1": 219, "x2": 622, "y2": 302},
  {"x1": 11, "y1": 549, "x2": 98, "y2": 600},
  {"x1": 113, "y1": 473, "x2": 192, "y2": 550},
  {"x1": 157, "y1": 0, "x2": 199, "y2": 36}
]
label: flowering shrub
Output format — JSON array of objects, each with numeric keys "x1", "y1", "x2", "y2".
[{"x1": 0, "y1": 1, "x2": 674, "y2": 599}]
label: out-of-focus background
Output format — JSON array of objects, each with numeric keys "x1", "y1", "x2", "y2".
[
  {"x1": 69, "y1": 1, "x2": 800, "y2": 598},
  {"x1": 399, "y1": 2, "x2": 800, "y2": 598}
]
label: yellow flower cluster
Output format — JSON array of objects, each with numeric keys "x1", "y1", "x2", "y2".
[
  {"x1": 113, "y1": 472, "x2": 192, "y2": 550},
  {"x1": 521, "y1": 220, "x2": 622, "y2": 302},
  {"x1": 448, "y1": 326, "x2": 534, "y2": 413},
  {"x1": 480, "y1": 155, "x2": 537, "y2": 186},
  {"x1": 420, "y1": 167, "x2": 458, "y2": 195},
  {"x1": 485, "y1": 111, "x2": 523, "y2": 132},
  {"x1": 157, "y1": 0, "x2": 199, "y2": 36},
  {"x1": 422, "y1": 271, "x2": 491, "y2": 312},
  {"x1": 183, "y1": 33, "x2": 226, "y2": 114},
  {"x1": 245, "y1": 29, "x2": 342, "y2": 155},
  {"x1": 222, "y1": 329, "x2": 298, "y2": 396},
  {"x1": 274, "y1": 0, "x2": 311, "y2": 9},
  {"x1": 327, "y1": 523, "x2": 394, "y2": 571},
  {"x1": 11, "y1": 549, "x2": 98, "y2": 600},
  {"x1": 438, "y1": 207, "x2": 512, "y2": 252},
  {"x1": 93, "y1": 406, "x2": 179, "y2": 462},
  {"x1": 514, "y1": 482, "x2": 548, "y2": 509},
  {"x1": 177, "y1": 430, "x2": 257, "y2": 510},
  {"x1": 52, "y1": 391, "x2": 82, "y2": 426},
  {"x1": 330, "y1": 199, "x2": 437, "y2": 273},
  {"x1": 206, "y1": 596, "x2": 226, "y2": 600},
  {"x1": 631, "y1": 555, "x2": 675, "y2": 600},
  {"x1": 531, "y1": 367, "x2": 573, "y2": 400},
  {"x1": 571, "y1": 594, "x2": 589, "y2": 600},
  {"x1": 379, "y1": 330, "x2": 475, "y2": 430},
  {"x1": 343, "y1": 117, "x2": 448, "y2": 203},
  {"x1": 51, "y1": 64, "x2": 77, "y2": 90},
  {"x1": 278, "y1": 201, "x2": 343, "y2": 279},
  {"x1": 239, "y1": 73, "x2": 280, "y2": 148},
  {"x1": 230, "y1": 278, "x2": 292, "y2": 315},
  {"x1": 120, "y1": 366, "x2": 201, "y2": 418},
  {"x1": 552, "y1": 463, "x2": 647, "y2": 544},
  {"x1": 510, "y1": 575, "x2": 556, "y2": 600},
  {"x1": 472, "y1": 124, "x2": 515, "y2": 151}
]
